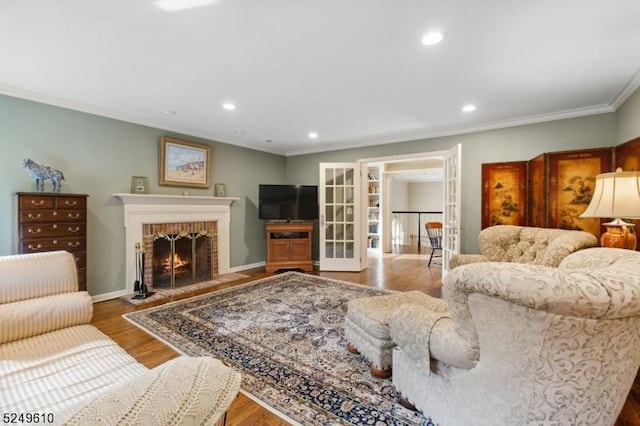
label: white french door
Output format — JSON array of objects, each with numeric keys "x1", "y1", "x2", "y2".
[
  {"x1": 442, "y1": 144, "x2": 462, "y2": 273},
  {"x1": 319, "y1": 163, "x2": 363, "y2": 271}
]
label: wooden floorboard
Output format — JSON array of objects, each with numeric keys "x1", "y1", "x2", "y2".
[{"x1": 90, "y1": 246, "x2": 639, "y2": 426}]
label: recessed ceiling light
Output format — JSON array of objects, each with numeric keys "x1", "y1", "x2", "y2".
[
  {"x1": 161, "y1": 110, "x2": 177, "y2": 115},
  {"x1": 308, "y1": 132, "x2": 318, "y2": 139},
  {"x1": 155, "y1": 0, "x2": 217, "y2": 12},
  {"x1": 462, "y1": 104, "x2": 477, "y2": 112},
  {"x1": 222, "y1": 103, "x2": 236, "y2": 110},
  {"x1": 421, "y1": 31, "x2": 445, "y2": 46}
]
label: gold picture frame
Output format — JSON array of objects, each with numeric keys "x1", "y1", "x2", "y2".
[
  {"x1": 159, "y1": 136, "x2": 211, "y2": 188},
  {"x1": 130, "y1": 176, "x2": 148, "y2": 194}
]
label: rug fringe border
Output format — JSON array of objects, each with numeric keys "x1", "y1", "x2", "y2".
[
  {"x1": 123, "y1": 314, "x2": 192, "y2": 356},
  {"x1": 238, "y1": 389, "x2": 304, "y2": 426},
  {"x1": 123, "y1": 270, "x2": 397, "y2": 316}
]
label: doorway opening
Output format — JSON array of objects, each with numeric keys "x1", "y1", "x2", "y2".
[
  {"x1": 318, "y1": 144, "x2": 460, "y2": 273},
  {"x1": 361, "y1": 152, "x2": 445, "y2": 259}
]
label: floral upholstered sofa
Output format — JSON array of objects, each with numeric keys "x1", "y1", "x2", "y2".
[
  {"x1": 390, "y1": 247, "x2": 640, "y2": 426},
  {"x1": 0, "y1": 251, "x2": 240, "y2": 425},
  {"x1": 450, "y1": 225, "x2": 598, "y2": 269}
]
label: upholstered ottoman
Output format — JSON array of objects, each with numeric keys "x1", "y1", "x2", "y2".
[{"x1": 345, "y1": 290, "x2": 434, "y2": 378}]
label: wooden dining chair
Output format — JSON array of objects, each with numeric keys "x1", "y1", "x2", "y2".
[{"x1": 425, "y1": 222, "x2": 443, "y2": 267}]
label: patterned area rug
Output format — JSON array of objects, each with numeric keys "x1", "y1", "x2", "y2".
[
  {"x1": 122, "y1": 272, "x2": 249, "y2": 305},
  {"x1": 124, "y1": 271, "x2": 433, "y2": 426}
]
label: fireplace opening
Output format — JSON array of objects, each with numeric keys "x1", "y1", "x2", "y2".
[{"x1": 152, "y1": 231, "x2": 213, "y2": 289}]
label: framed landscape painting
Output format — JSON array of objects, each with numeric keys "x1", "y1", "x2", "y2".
[
  {"x1": 481, "y1": 161, "x2": 527, "y2": 229},
  {"x1": 159, "y1": 136, "x2": 211, "y2": 188},
  {"x1": 547, "y1": 147, "x2": 613, "y2": 238}
]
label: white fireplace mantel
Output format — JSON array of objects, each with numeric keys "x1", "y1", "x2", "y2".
[
  {"x1": 113, "y1": 193, "x2": 239, "y2": 293},
  {"x1": 114, "y1": 193, "x2": 238, "y2": 207}
]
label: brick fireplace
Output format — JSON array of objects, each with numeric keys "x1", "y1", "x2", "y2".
[
  {"x1": 143, "y1": 221, "x2": 218, "y2": 289},
  {"x1": 114, "y1": 193, "x2": 237, "y2": 294}
]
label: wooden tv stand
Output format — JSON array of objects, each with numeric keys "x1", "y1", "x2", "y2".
[{"x1": 265, "y1": 222, "x2": 313, "y2": 273}]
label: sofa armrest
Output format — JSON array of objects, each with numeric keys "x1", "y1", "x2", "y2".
[
  {"x1": 443, "y1": 261, "x2": 632, "y2": 352},
  {"x1": 58, "y1": 356, "x2": 241, "y2": 425},
  {"x1": 390, "y1": 304, "x2": 477, "y2": 374},
  {"x1": 450, "y1": 254, "x2": 489, "y2": 269},
  {"x1": 540, "y1": 231, "x2": 598, "y2": 267},
  {"x1": 0, "y1": 292, "x2": 92, "y2": 344},
  {"x1": 0, "y1": 251, "x2": 79, "y2": 303}
]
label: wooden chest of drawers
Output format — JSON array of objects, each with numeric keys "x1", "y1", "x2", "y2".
[{"x1": 15, "y1": 192, "x2": 89, "y2": 291}]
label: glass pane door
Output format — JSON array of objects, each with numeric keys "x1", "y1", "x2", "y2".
[
  {"x1": 442, "y1": 144, "x2": 461, "y2": 273},
  {"x1": 319, "y1": 163, "x2": 361, "y2": 271}
]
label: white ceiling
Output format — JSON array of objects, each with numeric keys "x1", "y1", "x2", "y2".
[{"x1": 1, "y1": 0, "x2": 639, "y2": 156}]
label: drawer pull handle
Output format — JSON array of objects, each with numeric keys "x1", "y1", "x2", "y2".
[
  {"x1": 67, "y1": 242, "x2": 81, "y2": 248},
  {"x1": 53, "y1": 240, "x2": 58, "y2": 244},
  {"x1": 28, "y1": 228, "x2": 42, "y2": 234},
  {"x1": 68, "y1": 226, "x2": 80, "y2": 233},
  {"x1": 68, "y1": 213, "x2": 80, "y2": 219},
  {"x1": 27, "y1": 213, "x2": 42, "y2": 219},
  {"x1": 65, "y1": 200, "x2": 78, "y2": 206},
  {"x1": 28, "y1": 244, "x2": 43, "y2": 250},
  {"x1": 30, "y1": 200, "x2": 45, "y2": 206}
]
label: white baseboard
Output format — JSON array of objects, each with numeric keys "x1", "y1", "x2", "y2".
[
  {"x1": 229, "y1": 261, "x2": 265, "y2": 273},
  {"x1": 91, "y1": 289, "x2": 130, "y2": 303}
]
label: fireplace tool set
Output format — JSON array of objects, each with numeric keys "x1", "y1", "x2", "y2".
[{"x1": 132, "y1": 242, "x2": 153, "y2": 299}]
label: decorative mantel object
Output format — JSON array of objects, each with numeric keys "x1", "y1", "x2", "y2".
[
  {"x1": 130, "y1": 176, "x2": 148, "y2": 194},
  {"x1": 214, "y1": 182, "x2": 226, "y2": 197},
  {"x1": 22, "y1": 158, "x2": 65, "y2": 192},
  {"x1": 159, "y1": 136, "x2": 211, "y2": 188},
  {"x1": 580, "y1": 168, "x2": 640, "y2": 250},
  {"x1": 113, "y1": 193, "x2": 238, "y2": 294}
]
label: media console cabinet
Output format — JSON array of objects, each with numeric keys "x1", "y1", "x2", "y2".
[{"x1": 265, "y1": 222, "x2": 313, "y2": 273}]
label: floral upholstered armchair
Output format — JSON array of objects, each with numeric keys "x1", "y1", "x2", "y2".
[
  {"x1": 450, "y1": 225, "x2": 598, "y2": 269},
  {"x1": 389, "y1": 247, "x2": 640, "y2": 426}
]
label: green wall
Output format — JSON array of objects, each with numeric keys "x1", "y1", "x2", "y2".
[
  {"x1": 2, "y1": 86, "x2": 639, "y2": 298},
  {"x1": 286, "y1": 113, "x2": 619, "y2": 254},
  {"x1": 0, "y1": 94, "x2": 285, "y2": 297}
]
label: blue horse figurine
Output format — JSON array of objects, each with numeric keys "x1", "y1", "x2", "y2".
[{"x1": 23, "y1": 158, "x2": 65, "y2": 192}]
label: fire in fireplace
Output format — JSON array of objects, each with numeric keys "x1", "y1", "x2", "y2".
[
  {"x1": 153, "y1": 231, "x2": 213, "y2": 288},
  {"x1": 142, "y1": 221, "x2": 218, "y2": 291}
]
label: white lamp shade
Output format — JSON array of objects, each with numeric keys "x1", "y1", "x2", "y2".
[{"x1": 581, "y1": 170, "x2": 640, "y2": 219}]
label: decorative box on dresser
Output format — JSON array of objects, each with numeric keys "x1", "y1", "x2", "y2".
[{"x1": 14, "y1": 192, "x2": 89, "y2": 291}]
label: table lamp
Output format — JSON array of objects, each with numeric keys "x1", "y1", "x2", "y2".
[{"x1": 580, "y1": 168, "x2": 640, "y2": 250}]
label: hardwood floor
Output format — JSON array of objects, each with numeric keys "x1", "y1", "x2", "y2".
[{"x1": 91, "y1": 246, "x2": 640, "y2": 426}]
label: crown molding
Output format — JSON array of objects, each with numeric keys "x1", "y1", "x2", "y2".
[
  {"x1": 609, "y1": 67, "x2": 640, "y2": 110},
  {"x1": 284, "y1": 104, "x2": 615, "y2": 156}
]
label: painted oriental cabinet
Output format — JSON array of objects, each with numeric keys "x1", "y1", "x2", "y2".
[
  {"x1": 481, "y1": 161, "x2": 527, "y2": 228},
  {"x1": 482, "y1": 147, "x2": 615, "y2": 242}
]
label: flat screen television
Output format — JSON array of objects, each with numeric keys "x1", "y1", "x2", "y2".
[{"x1": 258, "y1": 184, "x2": 318, "y2": 221}]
